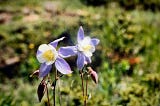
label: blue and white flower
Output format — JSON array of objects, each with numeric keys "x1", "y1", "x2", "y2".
[
  {"x1": 36, "y1": 37, "x2": 72, "y2": 77},
  {"x1": 59, "y1": 26, "x2": 100, "y2": 70}
]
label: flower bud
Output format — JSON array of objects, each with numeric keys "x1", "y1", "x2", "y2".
[
  {"x1": 37, "y1": 81, "x2": 46, "y2": 102},
  {"x1": 90, "y1": 70, "x2": 98, "y2": 84},
  {"x1": 87, "y1": 67, "x2": 98, "y2": 84}
]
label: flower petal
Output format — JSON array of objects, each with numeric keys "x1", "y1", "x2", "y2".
[
  {"x1": 77, "y1": 26, "x2": 84, "y2": 43},
  {"x1": 49, "y1": 37, "x2": 65, "y2": 48},
  {"x1": 83, "y1": 51, "x2": 93, "y2": 57},
  {"x1": 36, "y1": 48, "x2": 45, "y2": 63},
  {"x1": 91, "y1": 38, "x2": 100, "y2": 46},
  {"x1": 77, "y1": 53, "x2": 85, "y2": 70},
  {"x1": 37, "y1": 54, "x2": 46, "y2": 63},
  {"x1": 55, "y1": 57, "x2": 72, "y2": 74},
  {"x1": 85, "y1": 56, "x2": 91, "y2": 63},
  {"x1": 58, "y1": 46, "x2": 77, "y2": 58},
  {"x1": 37, "y1": 50, "x2": 42, "y2": 56},
  {"x1": 38, "y1": 44, "x2": 51, "y2": 52},
  {"x1": 39, "y1": 63, "x2": 52, "y2": 77}
]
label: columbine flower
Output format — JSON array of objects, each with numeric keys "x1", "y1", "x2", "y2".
[
  {"x1": 36, "y1": 37, "x2": 72, "y2": 77},
  {"x1": 59, "y1": 26, "x2": 100, "y2": 70}
]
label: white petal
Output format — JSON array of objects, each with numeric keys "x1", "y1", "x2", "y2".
[
  {"x1": 80, "y1": 37, "x2": 91, "y2": 45},
  {"x1": 38, "y1": 44, "x2": 51, "y2": 52},
  {"x1": 90, "y1": 45, "x2": 95, "y2": 52},
  {"x1": 37, "y1": 54, "x2": 46, "y2": 63},
  {"x1": 83, "y1": 51, "x2": 92, "y2": 57},
  {"x1": 46, "y1": 61, "x2": 55, "y2": 65}
]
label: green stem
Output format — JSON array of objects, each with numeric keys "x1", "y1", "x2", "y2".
[
  {"x1": 84, "y1": 75, "x2": 88, "y2": 106},
  {"x1": 80, "y1": 70, "x2": 84, "y2": 97},
  {"x1": 46, "y1": 83, "x2": 50, "y2": 106},
  {"x1": 58, "y1": 80, "x2": 61, "y2": 106},
  {"x1": 53, "y1": 69, "x2": 57, "y2": 106}
]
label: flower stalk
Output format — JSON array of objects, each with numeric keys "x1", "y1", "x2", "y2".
[
  {"x1": 46, "y1": 83, "x2": 50, "y2": 106},
  {"x1": 84, "y1": 75, "x2": 89, "y2": 106},
  {"x1": 80, "y1": 70, "x2": 85, "y2": 97},
  {"x1": 53, "y1": 69, "x2": 57, "y2": 106}
]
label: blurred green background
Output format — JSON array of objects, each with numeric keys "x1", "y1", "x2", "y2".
[{"x1": 0, "y1": 0, "x2": 160, "y2": 106}]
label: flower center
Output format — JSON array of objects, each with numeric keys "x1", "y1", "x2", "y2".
[
  {"x1": 82, "y1": 45, "x2": 92, "y2": 52},
  {"x1": 42, "y1": 50, "x2": 55, "y2": 61}
]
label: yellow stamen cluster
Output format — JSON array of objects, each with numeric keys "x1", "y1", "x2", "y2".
[
  {"x1": 42, "y1": 50, "x2": 55, "y2": 61},
  {"x1": 82, "y1": 45, "x2": 92, "y2": 52}
]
